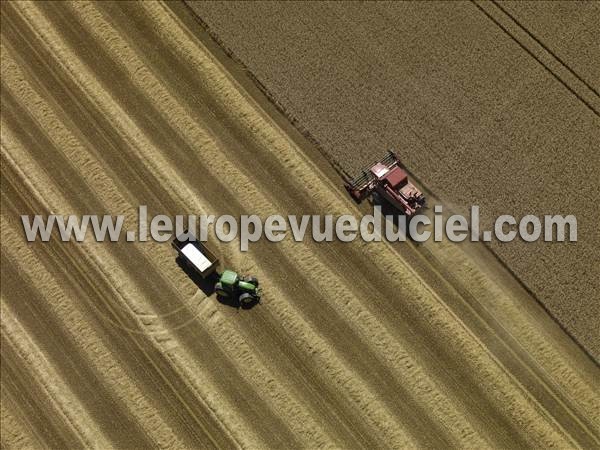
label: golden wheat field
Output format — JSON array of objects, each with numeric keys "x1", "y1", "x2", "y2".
[{"x1": 1, "y1": 2, "x2": 599, "y2": 448}]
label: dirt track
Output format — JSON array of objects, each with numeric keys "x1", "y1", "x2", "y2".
[
  {"x1": 188, "y1": 0, "x2": 600, "y2": 359},
  {"x1": 1, "y1": 2, "x2": 600, "y2": 448}
]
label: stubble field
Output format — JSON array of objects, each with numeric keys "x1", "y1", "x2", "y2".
[{"x1": 1, "y1": 1, "x2": 599, "y2": 448}]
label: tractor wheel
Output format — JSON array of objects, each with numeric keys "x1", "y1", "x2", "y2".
[
  {"x1": 239, "y1": 293, "x2": 254, "y2": 305},
  {"x1": 247, "y1": 276, "x2": 259, "y2": 287},
  {"x1": 215, "y1": 282, "x2": 229, "y2": 297}
]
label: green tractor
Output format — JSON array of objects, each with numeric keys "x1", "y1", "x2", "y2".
[{"x1": 215, "y1": 270, "x2": 261, "y2": 307}]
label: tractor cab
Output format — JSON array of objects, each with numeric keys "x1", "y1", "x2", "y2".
[{"x1": 215, "y1": 269, "x2": 260, "y2": 307}]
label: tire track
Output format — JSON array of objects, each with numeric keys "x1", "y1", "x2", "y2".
[
  {"x1": 491, "y1": 0, "x2": 599, "y2": 97},
  {"x1": 0, "y1": 246, "x2": 158, "y2": 449}
]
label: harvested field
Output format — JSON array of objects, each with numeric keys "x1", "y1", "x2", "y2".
[
  {"x1": 1, "y1": 1, "x2": 599, "y2": 448},
  {"x1": 188, "y1": 0, "x2": 600, "y2": 359}
]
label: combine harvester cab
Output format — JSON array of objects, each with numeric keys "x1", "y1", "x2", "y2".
[{"x1": 343, "y1": 151, "x2": 426, "y2": 216}]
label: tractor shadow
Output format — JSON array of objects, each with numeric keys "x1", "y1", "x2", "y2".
[
  {"x1": 215, "y1": 292, "x2": 260, "y2": 310},
  {"x1": 176, "y1": 256, "x2": 259, "y2": 310}
]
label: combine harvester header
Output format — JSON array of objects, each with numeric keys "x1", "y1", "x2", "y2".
[{"x1": 343, "y1": 151, "x2": 426, "y2": 217}]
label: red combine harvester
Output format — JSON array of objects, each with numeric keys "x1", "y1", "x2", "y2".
[{"x1": 343, "y1": 151, "x2": 426, "y2": 217}]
